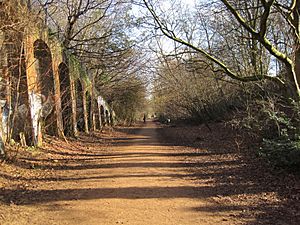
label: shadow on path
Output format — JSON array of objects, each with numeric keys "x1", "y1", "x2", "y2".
[{"x1": 1, "y1": 122, "x2": 299, "y2": 225}]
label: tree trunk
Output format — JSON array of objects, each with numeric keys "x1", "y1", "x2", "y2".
[
  {"x1": 0, "y1": 106, "x2": 5, "y2": 156},
  {"x1": 295, "y1": 46, "x2": 300, "y2": 93},
  {"x1": 70, "y1": 78, "x2": 78, "y2": 136},
  {"x1": 83, "y1": 91, "x2": 89, "y2": 133},
  {"x1": 291, "y1": 0, "x2": 300, "y2": 99}
]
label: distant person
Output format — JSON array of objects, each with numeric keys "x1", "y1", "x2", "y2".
[{"x1": 143, "y1": 114, "x2": 146, "y2": 123}]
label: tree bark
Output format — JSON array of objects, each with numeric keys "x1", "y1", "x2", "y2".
[{"x1": 83, "y1": 90, "x2": 89, "y2": 133}]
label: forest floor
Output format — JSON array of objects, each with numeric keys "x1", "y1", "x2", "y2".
[{"x1": 0, "y1": 121, "x2": 300, "y2": 225}]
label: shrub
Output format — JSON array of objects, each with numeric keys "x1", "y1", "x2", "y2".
[
  {"x1": 260, "y1": 138, "x2": 300, "y2": 169},
  {"x1": 234, "y1": 94, "x2": 300, "y2": 169}
]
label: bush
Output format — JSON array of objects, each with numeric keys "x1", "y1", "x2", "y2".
[
  {"x1": 234, "y1": 94, "x2": 300, "y2": 169},
  {"x1": 260, "y1": 138, "x2": 300, "y2": 169}
]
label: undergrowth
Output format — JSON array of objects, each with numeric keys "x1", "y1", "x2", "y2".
[{"x1": 231, "y1": 95, "x2": 300, "y2": 171}]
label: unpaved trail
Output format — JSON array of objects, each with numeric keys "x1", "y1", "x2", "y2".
[{"x1": 1, "y1": 122, "x2": 240, "y2": 225}]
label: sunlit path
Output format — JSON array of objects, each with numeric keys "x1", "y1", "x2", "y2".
[{"x1": 1, "y1": 122, "x2": 239, "y2": 225}]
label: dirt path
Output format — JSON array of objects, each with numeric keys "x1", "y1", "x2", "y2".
[
  {"x1": 1, "y1": 122, "x2": 299, "y2": 224},
  {"x1": 0, "y1": 122, "x2": 239, "y2": 225}
]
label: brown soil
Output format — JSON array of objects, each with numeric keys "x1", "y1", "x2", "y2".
[{"x1": 0, "y1": 121, "x2": 299, "y2": 225}]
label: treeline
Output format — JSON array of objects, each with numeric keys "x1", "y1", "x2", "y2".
[
  {"x1": 36, "y1": 0, "x2": 148, "y2": 124},
  {"x1": 142, "y1": 0, "x2": 300, "y2": 169},
  {"x1": 0, "y1": 0, "x2": 148, "y2": 156}
]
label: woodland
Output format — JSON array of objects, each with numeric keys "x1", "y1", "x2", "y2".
[{"x1": 0, "y1": 0, "x2": 300, "y2": 224}]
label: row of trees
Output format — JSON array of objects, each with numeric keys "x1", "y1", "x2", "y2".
[
  {"x1": 140, "y1": 0, "x2": 300, "y2": 168},
  {"x1": 33, "y1": 0, "x2": 148, "y2": 123},
  {"x1": 0, "y1": 0, "x2": 148, "y2": 157},
  {"x1": 42, "y1": 0, "x2": 146, "y2": 122},
  {"x1": 143, "y1": 0, "x2": 300, "y2": 98},
  {"x1": 1, "y1": 0, "x2": 299, "y2": 165}
]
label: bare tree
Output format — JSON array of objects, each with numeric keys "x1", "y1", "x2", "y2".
[{"x1": 142, "y1": 0, "x2": 300, "y2": 99}]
